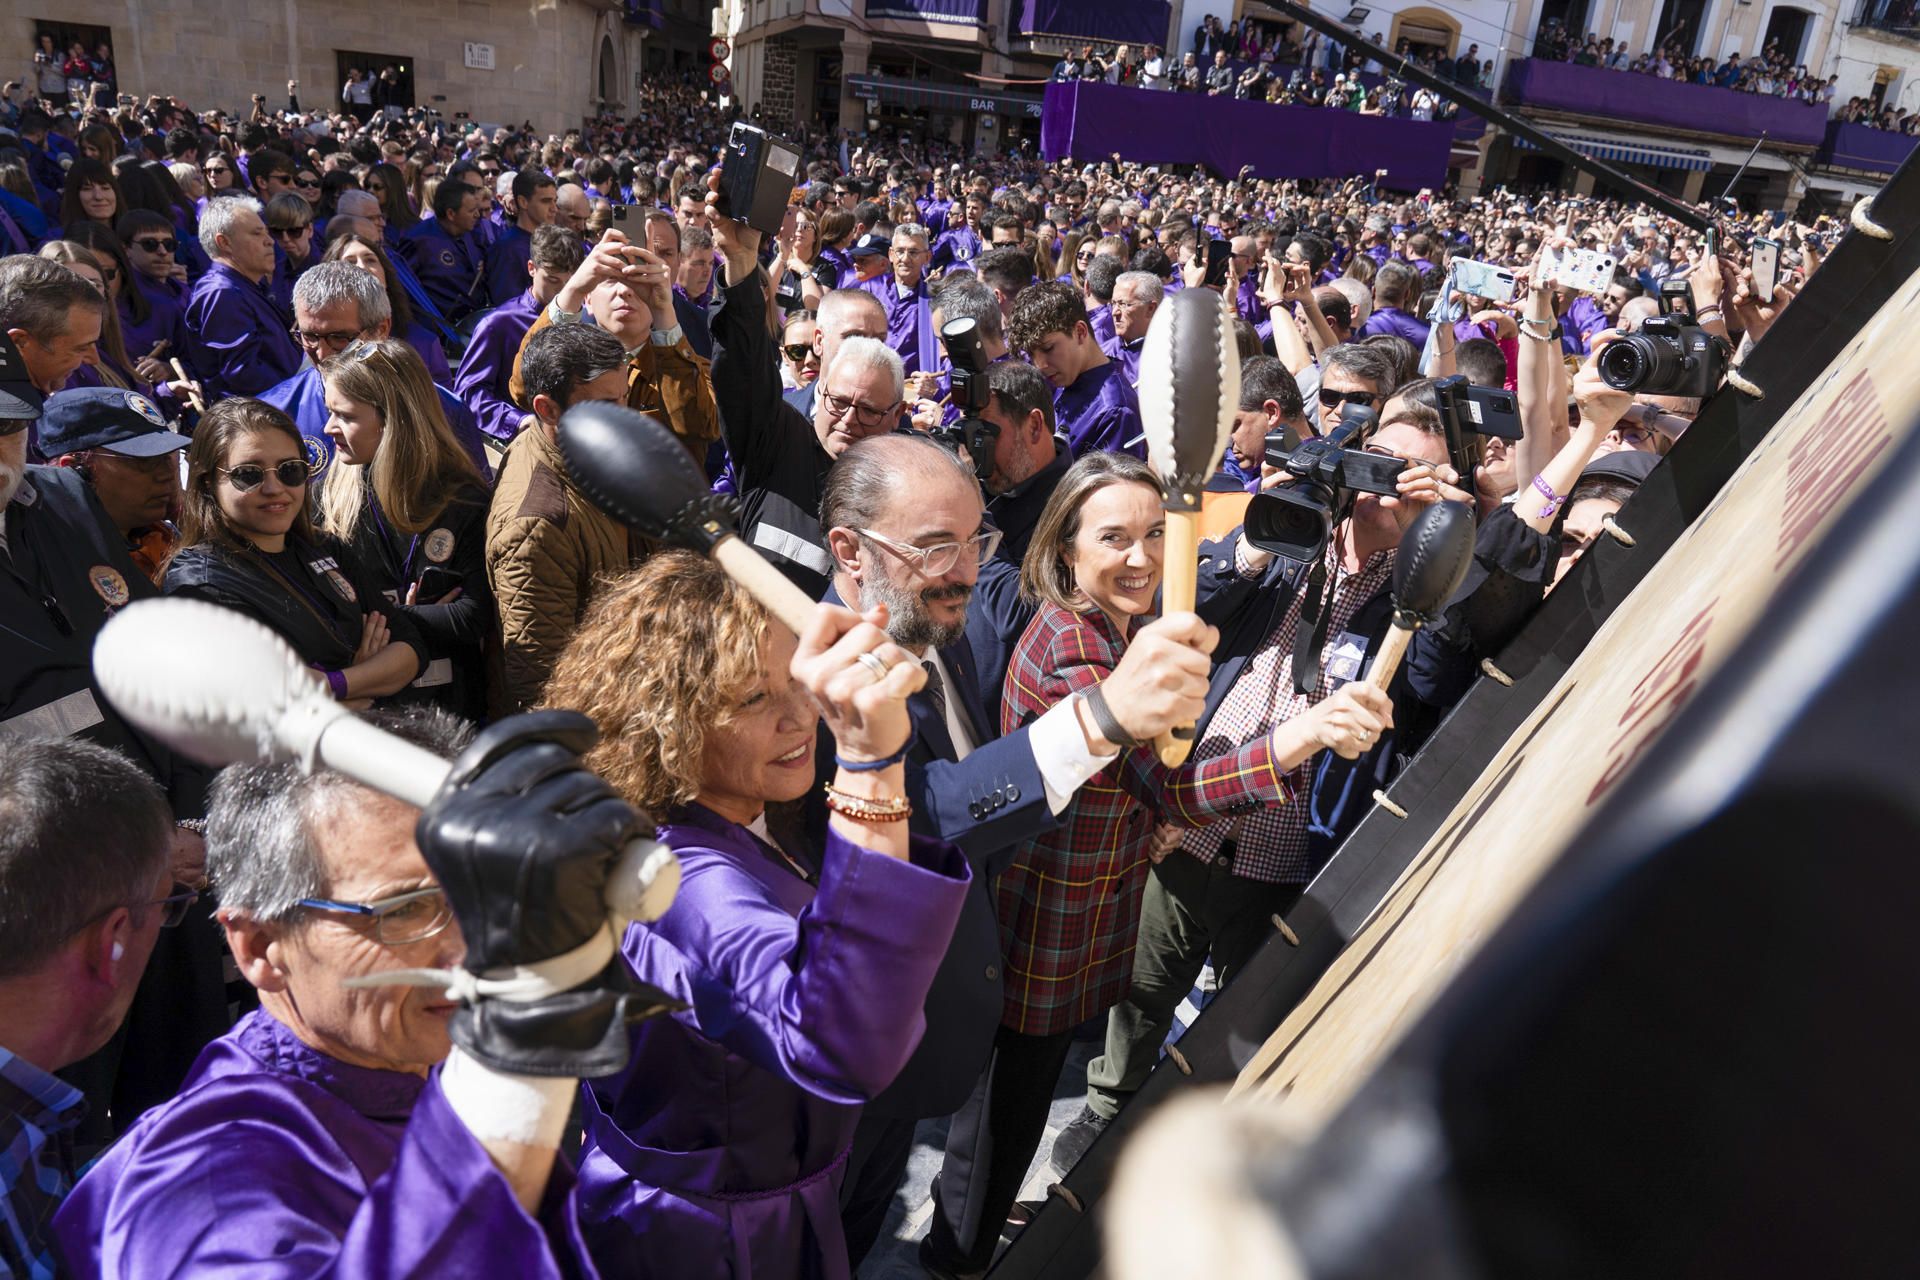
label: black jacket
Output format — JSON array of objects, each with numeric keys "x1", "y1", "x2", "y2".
[
  {"x1": 163, "y1": 532, "x2": 430, "y2": 692},
  {"x1": 709, "y1": 270, "x2": 836, "y2": 599},
  {"x1": 328, "y1": 479, "x2": 494, "y2": 721},
  {"x1": 0, "y1": 466, "x2": 209, "y2": 816}
]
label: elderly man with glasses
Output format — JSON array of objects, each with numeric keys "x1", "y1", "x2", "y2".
[
  {"x1": 55, "y1": 708, "x2": 674, "y2": 1277},
  {"x1": 258, "y1": 262, "x2": 491, "y2": 480}
]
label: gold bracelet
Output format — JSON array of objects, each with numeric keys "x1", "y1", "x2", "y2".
[{"x1": 822, "y1": 784, "x2": 913, "y2": 824}]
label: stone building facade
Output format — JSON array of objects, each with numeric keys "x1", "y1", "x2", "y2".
[{"x1": 12, "y1": 0, "x2": 690, "y2": 135}]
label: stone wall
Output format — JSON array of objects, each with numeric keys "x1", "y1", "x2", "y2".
[
  {"x1": 11, "y1": 0, "x2": 650, "y2": 135},
  {"x1": 760, "y1": 34, "x2": 797, "y2": 128}
]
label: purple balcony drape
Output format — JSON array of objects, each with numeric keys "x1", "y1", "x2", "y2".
[
  {"x1": 864, "y1": 0, "x2": 988, "y2": 24},
  {"x1": 1818, "y1": 121, "x2": 1918, "y2": 175},
  {"x1": 1503, "y1": 59, "x2": 1827, "y2": 147},
  {"x1": 1015, "y1": 0, "x2": 1171, "y2": 46}
]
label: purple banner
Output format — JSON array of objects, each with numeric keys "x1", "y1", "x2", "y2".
[
  {"x1": 1016, "y1": 0, "x2": 1170, "y2": 47},
  {"x1": 1504, "y1": 59, "x2": 1827, "y2": 148},
  {"x1": 864, "y1": 0, "x2": 986, "y2": 24},
  {"x1": 1818, "y1": 121, "x2": 1917, "y2": 175},
  {"x1": 622, "y1": 0, "x2": 663, "y2": 29},
  {"x1": 1040, "y1": 81, "x2": 1455, "y2": 191}
]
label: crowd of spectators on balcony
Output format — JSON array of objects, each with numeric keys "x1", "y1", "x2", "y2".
[{"x1": 1533, "y1": 24, "x2": 1840, "y2": 108}]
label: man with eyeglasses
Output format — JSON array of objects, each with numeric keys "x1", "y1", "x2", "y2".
[
  {"x1": 1312, "y1": 342, "x2": 1396, "y2": 436},
  {"x1": 812, "y1": 432, "x2": 1223, "y2": 1265},
  {"x1": 0, "y1": 738, "x2": 184, "y2": 1279},
  {"x1": 56, "y1": 707, "x2": 668, "y2": 1277},
  {"x1": 260, "y1": 262, "x2": 491, "y2": 480},
  {"x1": 782, "y1": 286, "x2": 886, "y2": 419},
  {"x1": 39, "y1": 387, "x2": 188, "y2": 584},
  {"x1": 856, "y1": 223, "x2": 938, "y2": 377},
  {"x1": 1103, "y1": 269, "x2": 1164, "y2": 392}
]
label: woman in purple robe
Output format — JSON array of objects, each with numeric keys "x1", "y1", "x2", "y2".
[{"x1": 542, "y1": 552, "x2": 971, "y2": 1279}]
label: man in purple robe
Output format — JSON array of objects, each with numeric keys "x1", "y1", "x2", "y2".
[
  {"x1": 1100, "y1": 269, "x2": 1163, "y2": 394},
  {"x1": 116, "y1": 211, "x2": 190, "y2": 363},
  {"x1": 454, "y1": 224, "x2": 582, "y2": 449},
  {"x1": 857, "y1": 223, "x2": 937, "y2": 378},
  {"x1": 57, "y1": 708, "x2": 671, "y2": 1278},
  {"x1": 182, "y1": 195, "x2": 302, "y2": 401},
  {"x1": 929, "y1": 191, "x2": 987, "y2": 275},
  {"x1": 1010, "y1": 281, "x2": 1144, "y2": 458},
  {"x1": 1358, "y1": 260, "x2": 1431, "y2": 348}
]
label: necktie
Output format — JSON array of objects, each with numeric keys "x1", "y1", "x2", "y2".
[{"x1": 921, "y1": 659, "x2": 949, "y2": 731}]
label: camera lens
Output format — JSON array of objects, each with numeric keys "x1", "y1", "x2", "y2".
[{"x1": 1598, "y1": 334, "x2": 1658, "y2": 392}]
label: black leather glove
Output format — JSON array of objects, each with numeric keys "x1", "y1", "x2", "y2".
[{"x1": 418, "y1": 709, "x2": 679, "y2": 1078}]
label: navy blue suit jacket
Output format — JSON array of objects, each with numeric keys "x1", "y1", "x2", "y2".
[
  {"x1": 808, "y1": 582, "x2": 1059, "y2": 1118},
  {"x1": 782, "y1": 380, "x2": 815, "y2": 420}
]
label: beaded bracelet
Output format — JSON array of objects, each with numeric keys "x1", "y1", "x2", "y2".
[
  {"x1": 822, "y1": 784, "x2": 913, "y2": 824},
  {"x1": 835, "y1": 744, "x2": 910, "y2": 772}
]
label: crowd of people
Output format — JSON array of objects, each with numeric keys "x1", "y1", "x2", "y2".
[
  {"x1": 1534, "y1": 22, "x2": 1841, "y2": 108},
  {"x1": 0, "y1": 51, "x2": 1818, "y2": 1280}
]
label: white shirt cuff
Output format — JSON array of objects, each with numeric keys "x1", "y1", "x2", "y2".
[
  {"x1": 1031, "y1": 695, "x2": 1119, "y2": 815},
  {"x1": 649, "y1": 324, "x2": 684, "y2": 347}
]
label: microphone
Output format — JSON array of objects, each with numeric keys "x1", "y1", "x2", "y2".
[{"x1": 92, "y1": 598, "x2": 678, "y2": 925}]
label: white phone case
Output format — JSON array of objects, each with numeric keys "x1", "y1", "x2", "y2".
[{"x1": 1544, "y1": 246, "x2": 1617, "y2": 294}]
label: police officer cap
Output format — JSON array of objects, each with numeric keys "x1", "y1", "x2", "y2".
[
  {"x1": 850, "y1": 232, "x2": 890, "y2": 258},
  {"x1": 0, "y1": 332, "x2": 45, "y2": 421},
  {"x1": 37, "y1": 388, "x2": 192, "y2": 458},
  {"x1": 1578, "y1": 448, "x2": 1658, "y2": 489}
]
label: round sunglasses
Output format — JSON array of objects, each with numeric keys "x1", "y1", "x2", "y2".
[{"x1": 217, "y1": 459, "x2": 311, "y2": 491}]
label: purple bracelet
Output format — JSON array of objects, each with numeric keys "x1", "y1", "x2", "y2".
[
  {"x1": 1532, "y1": 474, "x2": 1565, "y2": 518},
  {"x1": 323, "y1": 669, "x2": 348, "y2": 700}
]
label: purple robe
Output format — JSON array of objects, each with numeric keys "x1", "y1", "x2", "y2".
[
  {"x1": 1358, "y1": 305, "x2": 1432, "y2": 348},
  {"x1": 1088, "y1": 303, "x2": 1116, "y2": 348},
  {"x1": 929, "y1": 225, "x2": 982, "y2": 274},
  {"x1": 120, "y1": 271, "x2": 188, "y2": 366},
  {"x1": 182, "y1": 261, "x2": 302, "y2": 401},
  {"x1": 1562, "y1": 294, "x2": 1609, "y2": 356},
  {"x1": 453, "y1": 288, "x2": 542, "y2": 442},
  {"x1": 1055, "y1": 358, "x2": 1144, "y2": 458},
  {"x1": 54, "y1": 1011, "x2": 596, "y2": 1278},
  {"x1": 857, "y1": 274, "x2": 936, "y2": 377},
  {"x1": 576, "y1": 806, "x2": 969, "y2": 1280}
]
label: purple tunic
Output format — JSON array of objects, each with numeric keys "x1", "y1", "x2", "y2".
[
  {"x1": 1088, "y1": 303, "x2": 1116, "y2": 348},
  {"x1": 1055, "y1": 358, "x2": 1144, "y2": 458},
  {"x1": 53, "y1": 1010, "x2": 596, "y2": 1278},
  {"x1": 182, "y1": 261, "x2": 302, "y2": 401},
  {"x1": 856, "y1": 275, "x2": 936, "y2": 377},
  {"x1": 1358, "y1": 305, "x2": 1432, "y2": 348},
  {"x1": 576, "y1": 807, "x2": 969, "y2": 1280},
  {"x1": 453, "y1": 288, "x2": 542, "y2": 443},
  {"x1": 1562, "y1": 294, "x2": 1609, "y2": 356},
  {"x1": 120, "y1": 272, "x2": 188, "y2": 366}
]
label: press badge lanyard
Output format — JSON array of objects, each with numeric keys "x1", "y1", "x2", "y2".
[
  {"x1": 367, "y1": 499, "x2": 420, "y2": 584},
  {"x1": 246, "y1": 543, "x2": 358, "y2": 651}
]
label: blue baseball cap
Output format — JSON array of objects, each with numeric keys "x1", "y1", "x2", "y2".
[
  {"x1": 37, "y1": 388, "x2": 191, "y2": 457},
  {"x1": 850, "y1": 231, "x2": 890, "y2": 258}
]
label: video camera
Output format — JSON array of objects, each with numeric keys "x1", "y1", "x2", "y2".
[
  {"x1": 928, "y1": 316, "x2": 999, "y2": 482},
  {"x1": 1597, "y1": 280, "x2": 1729, "y2": 398},
  {"x1": 1245, "y1": 405, "x2": 1405, "y2": 564}
]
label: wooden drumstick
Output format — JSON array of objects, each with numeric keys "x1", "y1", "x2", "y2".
[
  {"x1": 168, "y1": 358, "x2": 207, "y2": 413},
  {"x1": 1137, "y1": 287, "x2": 1238, "y2": 766}
]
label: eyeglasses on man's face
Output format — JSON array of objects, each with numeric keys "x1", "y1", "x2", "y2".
[
  {"x1": 856, "y1": 526, "x2": 1003, "y2": 577},
  {"x1": 820, "y1": 389, "x2": 903, "y2": 429},
  {"x1": 296, "y1": 886, "x2": 454, "y2": 946}
]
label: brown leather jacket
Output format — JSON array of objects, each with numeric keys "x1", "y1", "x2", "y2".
[{"x1": 507, "y1": 311, "x2": 719, "y2": 454}]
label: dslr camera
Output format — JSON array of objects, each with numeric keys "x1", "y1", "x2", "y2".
[
  {"x1": 1245, "y1": 405, "x2": 1406, "y2": 564},
  {"x1": 1598, "y1": 281, "x2": 1729, "y2": 398},
  {"x1": 929, "y1": 317, "x2": 999, "y2": 481}
]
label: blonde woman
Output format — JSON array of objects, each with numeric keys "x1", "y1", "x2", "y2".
[{"x1": 317, "y1": 338, "x2": 492, "y2": 718}]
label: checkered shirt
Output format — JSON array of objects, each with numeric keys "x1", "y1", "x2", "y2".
[
  {"x1": 994, "y1": 603, "x2": 1294, "y2": 1036},
  {"x1": 0, "y1": 1046, "x2": 84, "y2": 1279},
  {"x1": 1180, "y1": 542, "x2": 1394, "y2": 885}
]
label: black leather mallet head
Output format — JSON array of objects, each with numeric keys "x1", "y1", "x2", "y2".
[
  {"x1": 558, "y1": 401, "x2": 740, "y2": 552},
  {"x1": 1391, "y1": 500, "x2": 1476, "y2": 630}
]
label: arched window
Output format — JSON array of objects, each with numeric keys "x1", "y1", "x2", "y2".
[
  {"x1": 598, "y1": 34, "x2": 617, "y2": 103},
  {"x1": 1390, "y1": 7, "x2": 1462, "y2": 60}
]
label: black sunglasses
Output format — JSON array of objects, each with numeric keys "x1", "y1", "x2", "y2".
[
  {"x1": 217, "y1": 459, "x2": 311, "y2": 491},
  {"x1": 782, "y1": 343, "x2": 812, "y2": 362},
  {"x1": 132, "y1": 236, "x2": 178, "y2": 254},
  {"x1": 1318, "y1": 388, "x2": 1379, "y2": 410}
]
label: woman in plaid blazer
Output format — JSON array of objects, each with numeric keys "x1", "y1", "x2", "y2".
[{"x1": 923, "y1": 452, "x2": 1393, "y2": 1275}]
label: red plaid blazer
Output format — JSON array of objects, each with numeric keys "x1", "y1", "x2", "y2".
[{"x1": 993, "y1": 603, "x2": 1293, "y2": 1035}]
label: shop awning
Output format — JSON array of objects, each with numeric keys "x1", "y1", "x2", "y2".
[
  {"x1": 1513, "y1": 129, "x2": 1713, "y2": 172},
  {"x1": 847, "y1": 74, "x2": 1045, "y2": 119}
]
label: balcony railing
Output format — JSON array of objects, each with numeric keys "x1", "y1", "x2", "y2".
[
  {"x1": 1502, "y1": 58, "x2": 1828, "y2": 147},
  {"x1": 1851, "y1": 0, "x2": 1920, "y2": 40}
]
